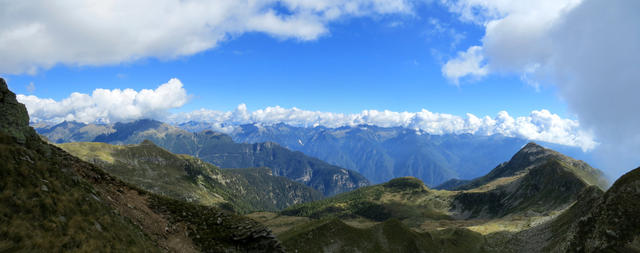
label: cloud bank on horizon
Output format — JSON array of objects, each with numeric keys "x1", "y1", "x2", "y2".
[
  {"x1": 441, "y1": 0, "x2": 640, "y2": 175},
  {"x1": 17, "y1": 79, "x2": 596, "y2": 151}
]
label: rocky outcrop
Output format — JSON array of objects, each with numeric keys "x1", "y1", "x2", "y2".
[
  {"x1": 0, "y1": 78, "x2": 38, "y2": 144},
  {"x1": 568, "y1": 167, "x2": 640, "y2": 251}
]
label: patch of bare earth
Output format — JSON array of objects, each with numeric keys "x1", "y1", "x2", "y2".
[
  {"x1": 246, "y1": 212, "x2": 311, "y2": 235},
  {"x1": 68, "y1": 154, "x2": 199, "y2": 252}
]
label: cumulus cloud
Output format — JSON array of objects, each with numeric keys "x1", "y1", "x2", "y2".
[
  {"x1": 441, "y1": 46, "x2": 487, "y2": 84},
  {"x1": 26, "y1": 82, "x2": 35, "y2": 93},
  {"x1": 169, "y1": 105, "x2": 596, "y2": 151},
  {"x1": 18, "y1": 78, "x2": 596, "y2": 151},
  {"x1": 441, "y1": 0, "x2": 640, "y2": 176},
  {"x1": 0, "y1": 0, "x2": 413, "y2": 74},
  {"x1": 17, "y1": 78, "x2": 188, "y2": 123}
]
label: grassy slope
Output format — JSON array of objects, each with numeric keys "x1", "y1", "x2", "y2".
[
  {"x1": 0, "y1": 133, "x2": 157, "y2": 252},
  {"x1": 272, "y1": 146, "x2": 613, "y2": 252},
  {"x1": 0, "y1": 78, "x2": 283, "y2": 252},
  {"x1": 0, "y1": 132, "x2": 286, "y2": 252},
  {"x1": 451, "y1": 159, "x2": 593, "y2": 219},
  {"x1": 441, "y1": 142, "x2": 608, "y2": 192},
  {"x1": 279, "y1": 218, "x2": 487, "y2": 253},
  {"x1": 281, "y1": 177, "x2": 453, "y2": 227},
  {"x1": 486, "y1": 167, "x2": 640, "y2": 252},
  {"x1": 281, "y1": 158, "x2": 596, "y2": 222},
  {"x1": 58, "y1": 141, "x2": 322, "y2": 213},
  {"x1": 567, "y1": 167, "x2": 640, "y2": 251}
]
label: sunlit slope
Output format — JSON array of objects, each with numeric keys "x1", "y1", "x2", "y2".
[{"x1": 59, "y1": 140, "x2": 322, "y2": 213}]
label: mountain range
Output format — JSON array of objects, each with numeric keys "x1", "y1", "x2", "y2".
[
  {"x1": 226, "y1": 123, "x2": 595, "y2": 186},
  {"x1": 36, "y1": 120, "x2": 369, "y2": 196},
  {"x1": 37, "y1": 120, "x2": 596, "y2": 188}
]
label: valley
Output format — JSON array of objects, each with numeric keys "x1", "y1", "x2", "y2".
[{"x1": 2, "y1": 78, "x2": 639, "y2": 252}]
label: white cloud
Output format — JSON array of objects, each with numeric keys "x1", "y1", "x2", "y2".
[
  {"x1": 441, "y1": 46, "x2": 488, "y2": 84},
  {"x1": 169, "y1": 105, "x2": 596, "y2": 151},
  {"x1": 0, "y1": 0, "x2": 413, "y2": 74},
  {"x1": 26, "y1": 82, "x2": 36, "y2": 93},
  {"x1": 17, "y1": 78, "x2": 188, "y2": 123},
  {"x1": 440, "y1": 0, "x2": 580, "y2": 82},
  {"x1": 441, "y1": 0, "x2": 640, "y2": 176},
  {"x1": 18, "y1": 78, "x2": 596, "y2": 151}
]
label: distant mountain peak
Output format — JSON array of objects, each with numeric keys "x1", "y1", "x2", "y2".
[
  {"x1": 521, "y1": 141, "x2": 544, "y2": 151},
  {"x1": 440, "y1": 142, "x2": 608, "y2": 191},
  {"x1": 140, "y1": 139, "x2": 156, "y2": 146},
  {"x1": 383, "y1": 176, "x2": 426, "y2": 190},
  {"x1": 114, "y1": 118, "x2": 163, "y2": 128}
]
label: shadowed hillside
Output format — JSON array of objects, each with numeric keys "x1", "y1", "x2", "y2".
[
  {"x1": 0, "y1": 78, "x2": 284, "y2": 252},
  {"x1": 58, "y1": 140, "x2": 322, "y2": 213},
  {"x1": 279, "y1": 218, "x2": 487, "y2": 253}
]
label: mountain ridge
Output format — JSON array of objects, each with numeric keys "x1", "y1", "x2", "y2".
[
  {"x1": 36, "y1": 119, "x2": 370, "y2": 196},
  {"x1": 58, "y1": 140, "x2": 323, "y2": 213},
  {"x1": 226, "y1": 123, "x2": 596, "y2": 186},
  {"x1": 437, "y1": 142, "x2": 608, "y2": 191}
]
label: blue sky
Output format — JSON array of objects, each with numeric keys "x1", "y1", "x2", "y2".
[
  {"x1": 1, "y1": 0, "x2": 638, "y2": 176},
  {"x1": 3, "y1": 3, "x2": 566, "y2": 118}
]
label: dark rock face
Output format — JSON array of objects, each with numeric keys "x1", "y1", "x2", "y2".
[
  {"x1": 0, "y1": 78, "x2": 38, "y2": 143},
  {"x1": 568, "y1": 167, "x2": 640, "y2": 252}
]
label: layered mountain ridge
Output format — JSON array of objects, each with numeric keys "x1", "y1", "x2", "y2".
[
  {"x1": 36, "y1": 119, "x2": 370, "y2": 196},
  {"x1": 256, "y1": 141, "x2": 616, "y2": 252},
  {"x1": 226, "y1": 123, "x2": 594, "y2": 186},
  {"x1": 58, "y1": 140, "x2": 322, "y2": 213}
]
